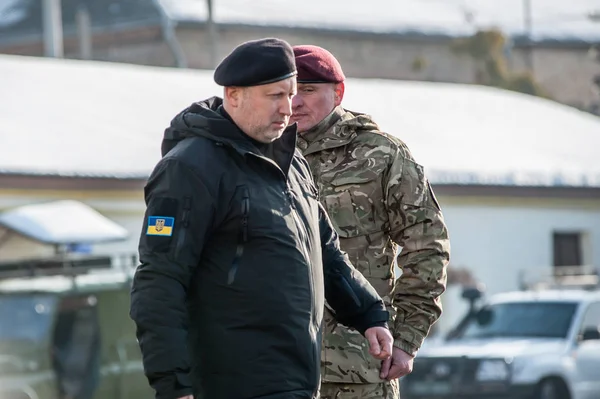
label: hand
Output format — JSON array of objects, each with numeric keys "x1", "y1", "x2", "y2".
[
  {"x1": 364, "y1": 326, "x2": 393, "y2": 360},
  {"x1": 177, "y1": 396, "x2": 193, "y2": 399},
  {"x1": 380, "y1": 346, "x2": 415, "y2": 380}
]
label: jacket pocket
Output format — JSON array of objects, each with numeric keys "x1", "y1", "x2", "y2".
[
  {"x1": 227, "y1": 186, "x2": 250, "y2": 285},
  {"x1": 322, "y1": 174, "x2": 384, "y2": 238}
]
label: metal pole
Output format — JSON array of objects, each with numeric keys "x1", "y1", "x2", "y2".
[
  {"x1": 42, "y1": 0, "x2": 64, "y2": 58},
  {"x1": 207, "y1": 0, "x2": 219, "y2": 68},
  {"x1": 523, "y1": 0, "x2": 534, "y2": 72},
  {"x1": 76, "y1": 4, "x2": 92, "y2": 59}
]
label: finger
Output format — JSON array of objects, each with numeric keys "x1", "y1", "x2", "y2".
[
  {"x1": 380, "y1": 356, "x2": 392, "y2": 379},
  {"x1": 366, "y1": 330, "x2": 381, "y2": 357},
  {"x1": 374, "y1": 331, "x2": 392, "y2": 360},
  {"x1": 381, "y1": 334, "x2": 393, "y2": 359},
  {"x1": 387, "y1": 363, "x2": 412, "y2": 380},
  {"x1": 373, "y1": 349, "x2": 390, "y2": 360}
]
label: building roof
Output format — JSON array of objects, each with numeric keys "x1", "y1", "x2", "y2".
[
  {"x1": 158, "y1": 0, "x2": 600, "y2": 44},
  {"x1": 1, "y1": 54, "x2": 599, "y2": 187},
  {"x1": 0, "y1": 0, "x2": 161, "y2": 44}
]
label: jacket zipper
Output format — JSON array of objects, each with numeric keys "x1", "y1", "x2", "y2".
[
  {"x1": 287, "y1": 188, "x2": 319, "y2": 389},
  {"x1": 228, "y1": 187, "x2": 250, "y2": 284},
  {"x1": 175, "y1": 196, "x2": 192, "y2": 257},
  {"x1": 248, "y1": 152, "x2": 319, "y2": 387}
]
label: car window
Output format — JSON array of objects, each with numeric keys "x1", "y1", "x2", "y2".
[
  {"x1": 0, "y1": 295, "x2": 56, "y2": 342},
  {"x1": 459, "y1": 301, "x2": 577, "y2": 339},
  {"x1": 579, "y1": 302, "x2": 600, "y2": 334}
]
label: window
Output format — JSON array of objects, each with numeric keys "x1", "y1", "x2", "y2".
[
  {"x1": 553, "y1": 232, "x2": 583, "y2": 267},
  {"x1": 580, "y1": 302, "x2": 600, "y2": 335}
]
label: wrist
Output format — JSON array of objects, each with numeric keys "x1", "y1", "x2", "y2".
[{"x1": 393, "y1": 338, "x2": 417, "y2": 357}]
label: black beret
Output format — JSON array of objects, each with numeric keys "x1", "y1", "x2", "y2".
[{"x1": 214, "y1": 38, "x2": 297, "y2": 87}]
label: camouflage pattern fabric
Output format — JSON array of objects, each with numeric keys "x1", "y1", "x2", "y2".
[
  {"x1": 320, "y1": 380, "x2": 399, "y2": 399},
  {"x1": 297, "y1": 106, "x2": 450, "y2": 386}
]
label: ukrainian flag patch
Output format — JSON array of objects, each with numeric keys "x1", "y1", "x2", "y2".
[{"x1": 146, "y1": 216, "x2": 174, "y2": 236}]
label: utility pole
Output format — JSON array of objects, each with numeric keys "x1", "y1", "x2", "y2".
[
  {"x1": 206, "y1": 0, "x2": 219, "y2": 68},
  {"x1": 42, "y1": 0, "x2": 64, "y2": 58},
  {"x1": 76, "y1": 3, "x2": 92, "y2": 60},
  {"x1": 523, "y1": 0, "x2": 534, "y2": 73}
]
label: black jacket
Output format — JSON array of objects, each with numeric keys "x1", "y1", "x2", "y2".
[{"x1": 130, "y1": 97, "x2": 389, "y2": 399}]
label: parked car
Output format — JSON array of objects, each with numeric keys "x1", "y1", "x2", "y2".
[{"x1": 401, "y1": 287, "x2": 600, "y2": 399}]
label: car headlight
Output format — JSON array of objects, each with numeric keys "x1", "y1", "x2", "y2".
[{"x1": 476, "y1": 359, "x2": 510, "y2": 381}]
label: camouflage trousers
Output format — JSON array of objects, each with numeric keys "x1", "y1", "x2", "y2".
[{"x1": 320, "y1": 380, "x2": 399, "y2": 399}]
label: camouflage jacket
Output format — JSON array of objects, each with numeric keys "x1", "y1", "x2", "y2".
[{"x1": 297, "y1": 106, "x2": 450, "y2": 384}]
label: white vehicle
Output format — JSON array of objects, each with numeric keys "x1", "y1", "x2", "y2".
[{"x1": 401, "y1": 287, "x2": 600, "y2": 399}]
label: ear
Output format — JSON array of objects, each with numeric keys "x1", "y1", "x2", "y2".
[
  {"x1": 224, "y1": 86, "x2": 242, "y2": 108},
  {"x1": 334, "y1": 82, "x2": 345, "y2": 106}
]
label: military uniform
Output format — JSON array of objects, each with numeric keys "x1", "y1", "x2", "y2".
[
  {"x1": 297, "y1": 106, "x2": 450, "y2": 397},
  {"x1": 130, "y1": 39, "x2": 391, "y2": 399}
]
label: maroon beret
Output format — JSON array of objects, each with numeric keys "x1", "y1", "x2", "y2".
[{"x1": 293, "y1": 45, "x2": 345, "y2": 84}]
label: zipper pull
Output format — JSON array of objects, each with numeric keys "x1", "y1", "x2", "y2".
[
  {"x1": 241, "y1": 190, "x2": 250, "y2": 242},
  {"x1": 182, "y1": 196, "x2": 192, "y2": 227}
]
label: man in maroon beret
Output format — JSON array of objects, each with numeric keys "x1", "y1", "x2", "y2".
[{"x1": 291, "y1": 45, "x2": 450, "y2": 399}]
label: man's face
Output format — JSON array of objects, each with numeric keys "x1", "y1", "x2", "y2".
[
  {"x1": 229, "y1": 77, "x2": 297, "y2": 144},
  {"x1": 291, "y1": 82, "x2": 344, "y2": 133}
]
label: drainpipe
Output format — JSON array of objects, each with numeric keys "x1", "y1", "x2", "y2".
[
  {"x1": 206, "y1": 0, "x2": 219, "y2": 68},
  {"x1": 42, "y1": 0, "x2": 64, "y2": 58}
]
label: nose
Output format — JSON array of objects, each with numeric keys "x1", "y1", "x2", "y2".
[
  {"x1": 280, "y1": 96, "x2": 293, "y2": 117},
  {"x1": 292, "y1": 94, "x2": 303, "y2": 110}
]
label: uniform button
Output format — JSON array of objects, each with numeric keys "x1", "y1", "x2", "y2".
[{"x1": 298, "y1": 139, "x2": 308, "y2": 150}]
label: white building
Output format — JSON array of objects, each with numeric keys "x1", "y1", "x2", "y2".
[{"x1": 1, "y1": 55, "x2": 599, "y2": 331}]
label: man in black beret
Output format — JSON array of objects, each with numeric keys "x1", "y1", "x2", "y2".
[{"x1": 130, "y1": 37, "x2": 395, "y2": 399}]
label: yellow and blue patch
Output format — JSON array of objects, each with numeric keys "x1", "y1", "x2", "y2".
[{"x1": 146, "y1": 216, "x2": 174, "y2": 236}]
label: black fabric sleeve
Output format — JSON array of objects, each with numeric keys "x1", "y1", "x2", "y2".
[
  {"x1": 129, "y1": 158, "x2": 215, "y2": 399},
  {"x1": 319, "y1": 203, "x2": 389, "y2": 335}
]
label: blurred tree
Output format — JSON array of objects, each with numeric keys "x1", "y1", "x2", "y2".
[
  {"x1": 452, "y1": 29, "x2": 548, "y2": 98},
  {"x1": 411, "y1": 55, "x2": 427, "y2": 73}
]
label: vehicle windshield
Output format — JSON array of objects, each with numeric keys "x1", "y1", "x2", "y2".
[
  {"x1": 459, "y1": 301, "x2": 577, "y2": 339},
  {"x1": 0, "y1": 295, "x2": 57, "y2": 342}
]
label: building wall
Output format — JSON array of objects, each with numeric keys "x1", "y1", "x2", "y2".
[
  {"x1": 2, "y1": 188, "x2": 599, "y2": 335},
  {"x1": 438, "y1": 196, "x2": 600, "y2": 293},
  {"x1": 2, "y1": 24, "x2": 597, "y2": 112},
  {"x1": 0, "y1": 25, "x2": 175, "y2": 68},
  {"x1": 175, "y1": 25, "x2": 600, "y2": 113}
]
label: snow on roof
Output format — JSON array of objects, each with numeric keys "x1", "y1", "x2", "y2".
[
  {"x1": 158, "y1": 0, "x2": 600, "y2": 43},
  {"x1": 0, "y1": 200, "x2": 129, "y2": 244},
  {"x1": 1, "y1": 54, "x2": 599, "y2": 187}
]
